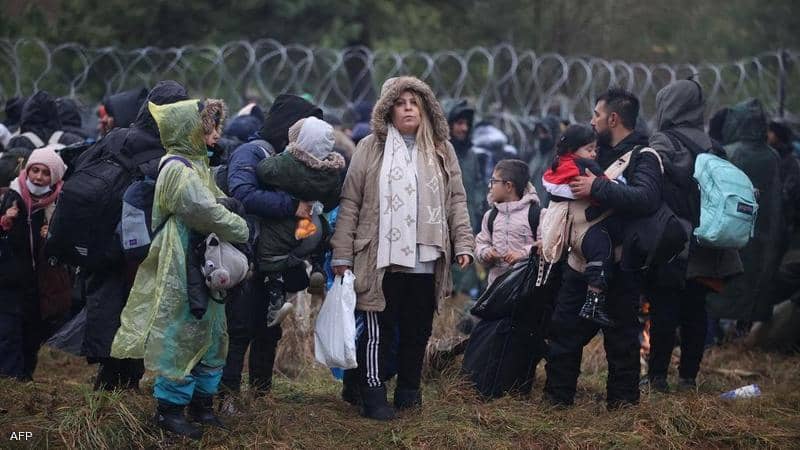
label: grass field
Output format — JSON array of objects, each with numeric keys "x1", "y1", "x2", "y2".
[{"x1": 1, "y1": 333, "x2": 798, "y2": 449}]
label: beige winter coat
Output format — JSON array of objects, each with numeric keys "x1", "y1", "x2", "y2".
[{"x1": 330, "y1": 76, "x2": 475, "y2": 312}]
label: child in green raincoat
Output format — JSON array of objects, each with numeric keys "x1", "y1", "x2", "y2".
[{"x1": 111, "y1": 99, "x2": 249, "y2": 440}]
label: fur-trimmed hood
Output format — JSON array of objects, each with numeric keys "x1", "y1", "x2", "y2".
[
  {"x1": 369, "y1": 76, "x2": 450, "y2": 147},
  {"x1": 286, "y1": 143, "x2": 346, "y2": 172},
  {"x1": 201, "y1": 99, "x2": 227, "y2": 136}
]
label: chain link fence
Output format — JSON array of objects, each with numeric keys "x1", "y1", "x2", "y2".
[{"x1": 2, "y1": 39, "x2": 797, "y2": 157}]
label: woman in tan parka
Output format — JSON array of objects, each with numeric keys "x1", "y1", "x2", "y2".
[{"x1": 331, "y1": 76, "x2": 475, "y2": 420}]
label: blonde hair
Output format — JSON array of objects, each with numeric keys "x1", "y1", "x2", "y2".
[{"x1": 408, "y1": 90, "x2": 437, "y2": 158}]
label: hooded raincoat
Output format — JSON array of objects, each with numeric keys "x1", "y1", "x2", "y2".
[
  {"x1": 706, "y1": 99, "x2": 783, "y2": 321},
  {"x1": 80, "y1": 80, "x2": 189, "y2": 363},
  {"x1": 110, "y1": 99, "x2": 248, "y2": 379}
]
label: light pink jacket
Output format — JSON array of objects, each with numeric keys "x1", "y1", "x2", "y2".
[{"x1": 475, "y1": 185, "x2": 539, "y2": 286}]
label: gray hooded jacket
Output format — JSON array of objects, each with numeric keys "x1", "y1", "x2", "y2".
[{"x1": 649, "y1": 80, "x2": 743, "y2": 280}]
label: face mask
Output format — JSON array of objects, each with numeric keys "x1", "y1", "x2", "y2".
[{"x1": 26, "y1": 179, "x2": 52, "y2": 196}]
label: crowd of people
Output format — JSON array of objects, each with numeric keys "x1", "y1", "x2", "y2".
[{"x1": 1, "y1": 75, "x2": 799, "y2": 440}]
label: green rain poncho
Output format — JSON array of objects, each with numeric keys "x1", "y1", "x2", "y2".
[{"x1": 111, "y1": 99, "x2": 248, "y2": 379}]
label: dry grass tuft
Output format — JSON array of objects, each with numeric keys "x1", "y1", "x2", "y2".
[{"x1": 1, "y1": 315, "x2": 799, "y2": 448}]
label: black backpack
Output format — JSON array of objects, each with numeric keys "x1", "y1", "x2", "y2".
[
  {"x1": 45, "y1": 130, "x2": 163, "y2": 270},
  {"x1": 618, "y1": 145, "x2": 690, "y2": 270},
  {"x1": 486, "y1": 202, "x2": 540, "y2": 236}
]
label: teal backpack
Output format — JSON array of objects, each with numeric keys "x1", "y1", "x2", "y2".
[{"x1": 692, "y1": 152, "x2": 757, "y2": 249}]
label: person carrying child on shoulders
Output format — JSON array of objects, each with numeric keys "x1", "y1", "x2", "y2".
[{"x1": 475, "y1": 159, "x2": 540, "y2": 286}]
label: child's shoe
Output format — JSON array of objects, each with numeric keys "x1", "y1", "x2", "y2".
[
  {"x1": 578, "y1": 290, "x2": 614, "y2": 327},
  {"x1": 308, "y1": 261, "x2": 327, "y2": 296},
  {"x1": 265, "y1": 276, "x2": 293, "y2": 327}
]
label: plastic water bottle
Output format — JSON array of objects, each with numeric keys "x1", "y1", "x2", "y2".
[
  {"x1": 311, "y1": 201, "x2": 324, "y2": 216},
  {"x1": 720, "y1": 384, "x2": 761, "y2": 399}
]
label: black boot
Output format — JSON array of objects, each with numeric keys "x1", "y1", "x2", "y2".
[
  {"x1": 341, "y1": 369, "x2": 361, "y2": 406},
  {"x1": 359, "y1": 385, "x2": 396, "y2": 421},
  {"x1": 188, "y1": 394, "x2": 226, "y2": 429},
  {"x1": 676, "y1": 377, "x2": 697, "y2": 392},
  {"x1": 393, "y1": 388, "x2": 421, "y2": 410},
  {"x1": 154, "y1": 401, "x2": 203, "y2": 440},
  {"x1": 647, "y1": 375, "x2": 670, "y2": 393},
  {"x1": 250, "y1": 376, "x2": 274, "y2": 396},
  {"x1": 579, "y1": 290, "x2": 614, "y2": 327},
  {"x1": 93, "y1": 359, "x2": 121, "y2": 391}
]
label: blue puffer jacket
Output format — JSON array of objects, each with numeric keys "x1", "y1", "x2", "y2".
[{"x1": 227, "y1": 139, "x2": 297, "y2": 221}]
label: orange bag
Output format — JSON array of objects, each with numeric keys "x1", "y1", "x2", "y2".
[{"x1": 295, "y1": 218, "x2": 317, "y2": 240}]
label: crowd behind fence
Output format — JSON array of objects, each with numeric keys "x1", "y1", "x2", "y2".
[{"x1": 1, "y1": 39, "x2": 797, "y2": 157}]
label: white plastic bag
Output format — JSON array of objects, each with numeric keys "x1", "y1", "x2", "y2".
[{"x1": 314, "y1": 270, "x2": 358, "y2": 369}]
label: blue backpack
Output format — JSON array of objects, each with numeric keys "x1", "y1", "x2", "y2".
[
  {"x1": 692, "y1": 153, "x2": 757, "y2": 249},
  {"x1": 120, "y1": 156, "x2": 191, "y2": 262},
  {"x1": 664, "y1": 130, "x2": 758, "y2": 250}
]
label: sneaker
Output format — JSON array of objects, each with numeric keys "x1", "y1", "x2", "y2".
[{"x1": 265, "y1": 276, "x2": 291, "y2": 327}]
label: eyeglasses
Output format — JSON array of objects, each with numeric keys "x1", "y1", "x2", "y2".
[{"x1": 488, "y1": 178, "x2": 507, "y2": 186}]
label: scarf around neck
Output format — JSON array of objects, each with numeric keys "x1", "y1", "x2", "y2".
[
  {"x1": 11, "y1": 169, "x2": 61, "y2": 217},
  {"x1": 377, "y1": 124, "x2": 445, "y2": 269},
  {"x1": 8, "y1": 170, "x2": 61, "y2": 270}
]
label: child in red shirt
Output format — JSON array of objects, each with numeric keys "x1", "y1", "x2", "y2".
[{"x1": 542, "y1": 124, "x2": 624, "y2": 327}]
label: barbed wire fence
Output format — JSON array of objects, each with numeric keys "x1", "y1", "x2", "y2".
[{"x1": 1, "y1": 39, "x2": 797, "y2": 162}]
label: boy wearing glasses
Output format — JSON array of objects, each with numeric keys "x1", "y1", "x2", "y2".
[{"x1": 475, "y1": 159, "x2": 541, "y2": 286}]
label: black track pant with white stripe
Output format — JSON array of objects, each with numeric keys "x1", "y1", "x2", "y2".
[{"x1": 356, "y1": 272, "x2": 436, "y2": 390}]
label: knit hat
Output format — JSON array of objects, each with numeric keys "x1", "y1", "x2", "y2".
[
  {"x1": 288, "y1": 116, "x2": 335, "y2": 160},
  {"x1": 26, "y1": 143, "x2": 67, "y2": 185}
]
